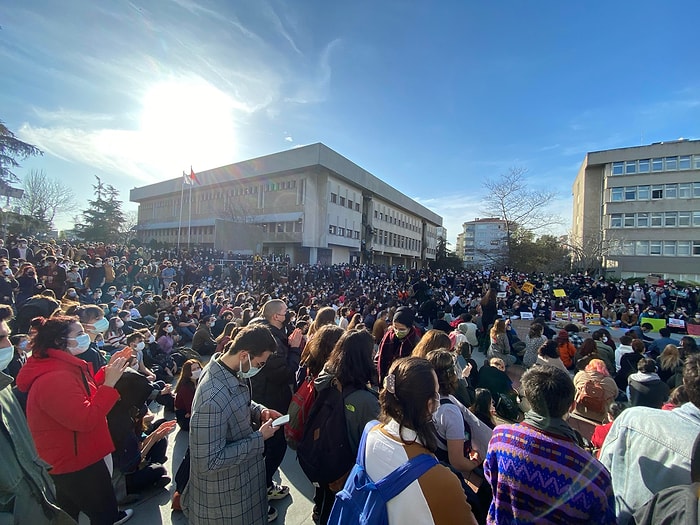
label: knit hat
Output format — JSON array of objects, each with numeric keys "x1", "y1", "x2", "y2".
[
  {"x1": 556, "y1": 330, "x2": 569, "y2": 343},
  {"x1": 393, "y1": 308, "x2": 414, "y2": 327}
]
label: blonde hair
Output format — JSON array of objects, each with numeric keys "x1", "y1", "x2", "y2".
[{"x1": 659, "y1": 344, "x2": 681, "y2": 371}]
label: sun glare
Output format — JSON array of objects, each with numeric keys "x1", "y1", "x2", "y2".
[{"x1": 140, "y1": 78, "x2": 237, "y2": 176}]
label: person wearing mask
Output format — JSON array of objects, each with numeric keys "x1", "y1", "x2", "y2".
[
  {"x1": 16, "y1": 316, "x2": 134, "y2": 525},
  {"x1": 4, "y1": 332, "x2": 29, "y2": 384},
  {"x1": 15, "y1": 264, "x2": 40, "y2": 308},
  {"x1": 377, "y1": 307, "x2": 421, "y2": 383},
  {"x1": 39, "y1": 256, "x2": 67, "y2": 298},
  {"x1": 591, "y1": 330, "x2": 616, "y2": 376},
  {"x1": 182, "y1": 324, "x2": 283, "y2": 524},
  {"x1": 0, "y1": 260, "x2": 19, "y2": 308},
  {"x1": 154, "y1": 321, "x2": 178, "y2": 378},
  {"x1": 85, "y1": 259, "x2": 106, "y2": 292},
  {"x1": 104, "y1": 316, "x2": 127, "y2": 352},
  {"x1": 191, "y1": 315, "x2": 217, "y2": 356},
  {"x1": 174, "y1": 359, "x2": 203, "y2": 431},
  {"x1": 9, "y1": 238, "x2": 34, "y2": 262},
  {"x1": 249, "y1": 299, "x2": 303, "y2": 503}
]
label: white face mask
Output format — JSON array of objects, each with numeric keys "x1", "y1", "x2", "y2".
[
  {"x1": 90, "y1": 318, "x2": 109, "y2": 333},
  {"x1": 191, "y1": 369, "x2": 202, "y2": 380},
  {"x1": 135, "y1": 341, "x2": 145, "y2": 351},
  {"x1": 238, "y1": 354, "x2": 263, "y2": 379},
  {"x1": 0, "y1": 344, "x2": 14, "y2": 371},
  {"x1": 148, "y1": 335, "x2": 156, "y2": 343},
  {"x1": 165, "y1": 326, "x2": 174, "y2": 333},
  {"x1": 68, "y1": 334, "x2": 91, "y2": 355}
]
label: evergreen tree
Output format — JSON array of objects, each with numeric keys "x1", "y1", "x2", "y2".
[
  {"x1": 78, "y1": 176, "x2": 126, "y2": 242},
  {"x1": 0, "y1": 119, "x2": 42, "y2": 188}
]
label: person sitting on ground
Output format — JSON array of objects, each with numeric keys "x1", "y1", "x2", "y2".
[
  {"x1": 657, "y1": 344, "x2": 682, "y2": 385},
  {"x1": 174, "y1": 359, "x2": 203, "y2": 431},
  {"x1": 661, "y1": 385, "x2": 689, "y2": 411},
  {"x1": 487, "y1": 319, "x2": 515, "y2": 367},
  {"x1": 600, "y1": 354, "x2": 700, "y2": 525},
  {"x1": 614, "y1": 335, "x2": 634, "y2": 373},
  {"x1": 556, "y1": 329, "x2": 577, "y2": 370},
  {"x1": 522, "y1": 323, "x2": 547, "y2": 368},
  {"x1": 470, "y1": 388, "x2": 497, "y2": 429},
  {"x1": 573, "y1": 358, "x2": 618, "y2": 423},
  {"x1": 534, "y1": 339, "x2": 568, "y2": 373},
  {"x1": 191, "y1": 315, "x2": 217, "y2": 356},
  {"x1": 411, "y1": 329, "x2": 451, "y2": 359},
  {"x1": 591, "y1": 330, "x2": 616, "y2": 376},
  {"x1": 627, "y1": 357, "x2": 670, "y2": 409},
  {"x1": 616, "y1": 339, "x2": 646, "y2": 390},
  {"x1": 647, "y1": 327, "x2": 677, "y2": 359},
  {"x1": 361, "y1": 356, "x2": 478, "y2": 525},
  {"x1": 591, "y1": 401, "x2": 627, "y2": 458},
  {"x1": 485, "y1": 365, "x2": 616, "y2": 524}
]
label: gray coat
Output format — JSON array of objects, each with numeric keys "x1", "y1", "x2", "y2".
[{"x1": 182, "y1": 355, "x2": 267, "y2": 525}]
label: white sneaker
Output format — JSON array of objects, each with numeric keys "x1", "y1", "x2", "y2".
[{"x1": 114, "y1": 509, "x2": 134, "y2": 525}]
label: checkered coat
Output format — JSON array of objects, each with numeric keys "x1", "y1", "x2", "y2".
[{"x1": 182, "y1": 356, "x2": 267, "y2": 524}]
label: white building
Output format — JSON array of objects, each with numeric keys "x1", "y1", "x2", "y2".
[{"x1": 460, "y1": 217, "x2": 507, "y2": 267}]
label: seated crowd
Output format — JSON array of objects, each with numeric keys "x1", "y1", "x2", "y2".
[{"x1": 0, "y1": 237, "x2": 699, "y2": 524}]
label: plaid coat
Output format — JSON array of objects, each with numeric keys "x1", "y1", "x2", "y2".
[{"x1": 182, "y1": 356, "x2": 266, "y2": 524}]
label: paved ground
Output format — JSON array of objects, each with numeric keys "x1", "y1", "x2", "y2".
[{"x1": 81, "y1": 317, "x2": 684, "y2": 525}]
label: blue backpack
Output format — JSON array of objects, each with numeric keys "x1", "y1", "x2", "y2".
[{"x1": 329, "y1": 420, "x2": 438, "y2": 525}]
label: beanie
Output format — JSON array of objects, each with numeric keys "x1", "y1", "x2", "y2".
[{"x1": 393, "y1": 308, "x2": 414, "y2": 327}]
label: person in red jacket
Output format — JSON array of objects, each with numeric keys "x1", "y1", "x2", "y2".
[
  {"x1": 174, "y1": 358, "x2": 203, "y2": 431},
  {"x1": 16, "y1": 315, "x2": 133, "y2": 525}
]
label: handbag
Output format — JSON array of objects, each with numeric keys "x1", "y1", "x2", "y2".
[{"x1": 495, "y1": 392, "x2": 523, "y2": 422}]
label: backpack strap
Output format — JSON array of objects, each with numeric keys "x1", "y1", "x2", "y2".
[{"x1": 374, "y1": 453, "x2": 438, "y2": 501}]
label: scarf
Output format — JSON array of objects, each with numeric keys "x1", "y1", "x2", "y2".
[{"x1": 522, "y1": 410, "x2": 583, "y2": 446}]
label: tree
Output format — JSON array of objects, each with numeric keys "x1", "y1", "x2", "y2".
[
  {"x1": 481, "y1": 167, "x2": 562, "y2": 264},
  {"x1": 77, "y1": 176, "x2": 126, "y2": 242},
  {"x1": 434, "y1": 235, "x2": 465, "y2": 271},
  {"x1": 509, "y1": 233, "x2": 571, "y2": 274},
  {"x1": 0, "y1": 120, "x2": 42, "y2": 188},
  {"x1": 567, "y1": 230, "x2": 623, "y2": 276},
  {"x1": 19, "y1": 169, "x2": 75, "y2": 229}
]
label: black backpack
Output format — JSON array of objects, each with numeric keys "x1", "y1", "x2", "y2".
[{"x1": 297, "y1": 379, "x2": 357, "y2": 484}]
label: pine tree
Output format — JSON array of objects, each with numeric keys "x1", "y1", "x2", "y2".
[{"x1": 78, "y1": 176, "x2": 126, "y2": 242}]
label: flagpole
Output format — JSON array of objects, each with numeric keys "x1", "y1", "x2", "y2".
[
  {"x1": 187, "y1": 181, "x2": 193, "y2": 252},
  {"x1": 177, "y1": 175, "x2": 185, "y2": 256}
]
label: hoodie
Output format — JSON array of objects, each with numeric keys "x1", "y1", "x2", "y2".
[
  {"x1": 16, "y1": 349, "x2": 119, "y2": 474},
  {"x1": 627, "y1": 372, "x2": 671, "y2": 409}
]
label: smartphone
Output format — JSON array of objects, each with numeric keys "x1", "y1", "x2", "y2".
[{"x1": 271, "y1": 414, "x2": 290, "y2": 427}]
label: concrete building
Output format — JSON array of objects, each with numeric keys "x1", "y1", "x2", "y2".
[
  {"x1": 130, "y1": 143, "x2": 442, "y2": 266},
  {"x1": 572, "y1": 139, "x2": 700, "y2": 281},
  {"x1": 460, "y1": 217, "x2": 508, "y2": 267}
]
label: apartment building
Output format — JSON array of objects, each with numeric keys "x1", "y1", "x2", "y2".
[
  {"x1": 460, "y1": 217, "x2": 508, "y2": 267},
  {"x1": 572, "y1": 139, "x2": 700, "y2": 281}
]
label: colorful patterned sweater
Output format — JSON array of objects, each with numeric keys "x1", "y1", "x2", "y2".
[{"x1": 484, "y1": 423, "x2": 616, "y2": 524}]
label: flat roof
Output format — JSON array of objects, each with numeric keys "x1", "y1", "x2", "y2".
[{"x1": 130, "y1": 143, "x2": 442, "y2": 225}]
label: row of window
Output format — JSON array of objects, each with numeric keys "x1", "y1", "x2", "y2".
[
  {"x1": 374, "y1": 230, "x2": 421, "y2": 251},
  {"x1": 610, "y1": 182, "x2": 700, "y2": 202},
  {"x1": 373, "y1": 209, "x2": 421, "y2": 232},
  {"x1": 328, "y1": 225, "x2": 361, "y2": 239},
  {"x1": 260, "y1": 221, "x2": 303, "y2": 233},
  {"x1": 611, "y1": 155, "x2": 700, "y2": 176},
  {"x1": 147, "y1": 226, "x2": 215, "y2": 237},
  {"x1": 616, "y1": 240, "x2": 700, "y2": 257},
  {"x1": 610, "y1": 211, "x2": 700, "y2": 228},
  {"x1": 330, "y1": 193, "x2": 361, "y2": 212}
]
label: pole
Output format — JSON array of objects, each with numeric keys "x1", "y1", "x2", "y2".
[
  {"x1": 177, "y1": 178, "x2": 185, "y2": 255},
  {"x1": 187, "y1": 183, "x2": 193, "y2": 251}
]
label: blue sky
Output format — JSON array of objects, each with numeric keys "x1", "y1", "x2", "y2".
[{"x1": 2, "y1": 0, "x2": 699, "y2": 244}]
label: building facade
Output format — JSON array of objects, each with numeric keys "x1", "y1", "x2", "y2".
[
  {"x1": 130, "y1": 143, "x2": 442, "y2": 267},
  {"x1": 460, "y1": 218, "x2": 507, "y2": 267},
  {"x1": 572, "y1": 139, "x2": 700, "y2": 281}
]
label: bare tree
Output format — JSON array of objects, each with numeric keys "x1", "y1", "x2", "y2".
[
  {"x1": 567, "y1": 230, "x2": 623, "y2": 276},
  {"x1": 20, "y1": 169, "x2": 75, "y2": 228},
  {"x1": 481, "y1": 167, "x2": 562, "y2": 262}
]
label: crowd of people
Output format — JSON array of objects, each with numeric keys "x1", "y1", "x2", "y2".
[{"x1": 1, "y1": 236, "x2": 699, "y2": 524}]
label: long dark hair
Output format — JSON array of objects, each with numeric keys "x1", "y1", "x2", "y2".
[
  {"x1": 301, "y1": 324, "x2": 344, "y2": 377},
  {"x1": 31, "y1": 315, "x2": 78, "y2": 358},
  {"x1": 379, "y1": 357, "x2": 438, "y2": 452},
  {"x1": 325, "y1": 329, "x2": 375, "y2": 389}
]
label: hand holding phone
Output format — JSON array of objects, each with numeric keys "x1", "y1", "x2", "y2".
[{"x1": 271, "y1": 414, "x2": 290, "y2": 427}]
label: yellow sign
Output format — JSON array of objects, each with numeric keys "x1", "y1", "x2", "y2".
[
  {"x1": 553, "y1": 289, "x2": 566, "y2": 297},
  {"x1": 585, "y1": 313, "x2": 602, "y2": 326},
  {"x1": 521, "y1": 282, "x2": 534, "y2": 294}
]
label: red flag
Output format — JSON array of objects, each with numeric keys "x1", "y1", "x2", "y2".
[{"x1": 190, "y1": 166, "x2": 199, "y2": 185}]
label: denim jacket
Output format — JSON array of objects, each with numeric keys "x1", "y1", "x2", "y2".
[{"x1": 599, "y1": 402, "x2": 700, "y2": 525}]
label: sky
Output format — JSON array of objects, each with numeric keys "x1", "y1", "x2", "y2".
[{"x1": 2, "y1": 0, "x2": 700, "y2": 245}]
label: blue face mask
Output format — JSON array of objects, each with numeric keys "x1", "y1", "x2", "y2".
[{"x1": 0, "y1": 345, "x2": 14, "y2": 371}]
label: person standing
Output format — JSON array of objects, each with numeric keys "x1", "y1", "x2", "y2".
[{"x1": 182, "y1": 324, "x2": 283, "y2": 524}]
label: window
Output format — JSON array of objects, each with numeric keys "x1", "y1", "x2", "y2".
[
  {"x1": 637, "y1": 185, "x2": 650, "y2": 200},
  {"x1": 622, "y1": 241, "x2": 635, "y2": 255},
  {"x1": 652, "y1": 158, "x2": 664, "y2": 172},
  {"x1": 339, "y1": 196, "x2": 346, "y2": 207},
  {"x1": 694, "y1": 183, "x2": 700, "y2": 198},
  {"x1": 355, "y1": 203, "x2": 360, "y2": 211},
  {"x1": 374, "y1": 210, "x2": 378, "y2": 218},
  {"x1": 330, "y1": 193, "x2": 337, "y2": 203},
  {"x1": 636, "y1": 240, "x2": 649, "y2": 256},
  {"x1": 338, "y1": 227, "x2": 345, "y2": 236},
  {"x1": 638, "y1": 159, "x2": 650, "y2": 173},
  {"x1": 677, "y1": 241, "x2": 691, "y2": 256},
  {"x1": 694, "y1": 242, "x2": 700, "y2": 256},
  {"x1": 625, "y1": 160, "x2": 637, "y2": 174},
  {"x1": 651, "y1": 212, "x2": 663, "y2": 227},
  {"x1": 294, "y1": 220, "x2": 303, "y2": 233},
  {"x1": 329, "y1": 225, "x2": 336, "y2": 234},
  {"x1": 624, "y1": 213, "x2": 635, "y2": 227},
  {"x1": 354, "y1": 230, "x2": 360, "y2": 239},
  {"x1": 693, "y1": 212, "x2": 700, "y2": 227},
  {"x1": 679, "y1": 156, "x2": 691, "y2": 170},
  {"x1": 624, "y1": 187, "x2": 637, "y2": 200},
  {"x1": 663, "y1": 241, "x2": 676, "y2": 256},
  {"x1": 650, "y1": 241, "x2": 662, "y2": 255},
  {"x1": 665, "y1": 184, "x2": 677, "y2": 199},
  {"x1": 651, "y1": 185, "x2": 663, "y2": 199},
  {"x1": 277, "y1": 223, "x2": 284, "y2": 233},
  {"x1": 665, "y1": 157, "x2": 678, "y2": 171},
  {"x1": 664, "y1": 212, "x2": 677, "y2": 227},
  {"x1": 695, "y1": 155, "x2": 700, "y2": 170},
  {"x1": 348, "y1": 200, "x2": 353, "y2": 209},
  {"x1": 636, "y1": 212, "x2": 649, "y2": 227},
  {"x1": 678, "y1": 183, "x2": 691, "y2": 198},
  {"x1": 612, "y1": 162, "x2": 624, "y2": 175},
  {"x1": 610, "y1": 214, "x2": 622, "y2": 228},
  {"x1": 679, "y1": 211, "x2": 691, "y2": 226}
]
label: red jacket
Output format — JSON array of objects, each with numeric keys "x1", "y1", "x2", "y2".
[{"x1": 16, "y1": 349, "x2": 120, "y2": 474}]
